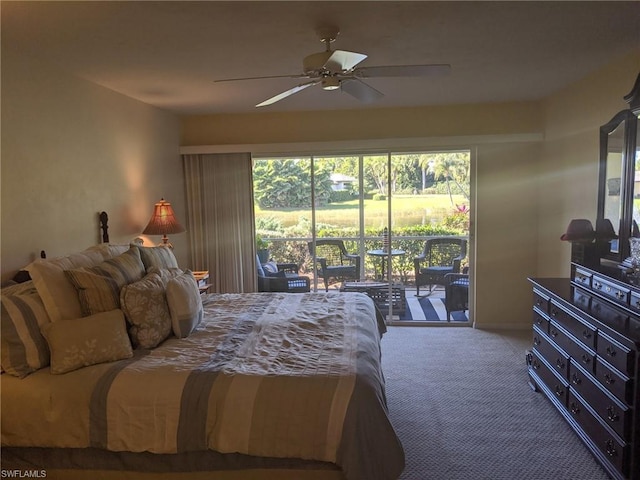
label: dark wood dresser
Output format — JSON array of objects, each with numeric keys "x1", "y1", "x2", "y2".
[{"x1": 528, "y1": 263, "x2": 640, "y2": 480}]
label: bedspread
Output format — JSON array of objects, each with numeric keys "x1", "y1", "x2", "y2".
[{"x1": 1, "y1": 292, "x2": 404, "y2": 480}]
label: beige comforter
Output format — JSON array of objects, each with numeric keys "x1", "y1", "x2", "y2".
[{"x1": 1, "y1": 292, "x2": 404, "y2": 480}]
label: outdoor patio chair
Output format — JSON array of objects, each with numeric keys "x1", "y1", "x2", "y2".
[
  {"x1": 444, "y1": 273, "x2": 469, "y2": 321},
  {"x1": 257, "y1": 256, "x2": 310, "y2": 293},
  {"x1": 414, "y1": 237, "x2": 467, "y2": 295},
  {"x1": 308, "y1": 239, "x2": 361, "y2": 291}
]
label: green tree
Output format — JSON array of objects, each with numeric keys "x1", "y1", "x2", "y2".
[
  {"x1": 253, "y1": 158, "x2": 333, "y2": 209},
  {"x1": 426, "y1": 152, "x2": 470, "y2": 205}
]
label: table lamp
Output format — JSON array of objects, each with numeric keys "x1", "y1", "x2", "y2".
[{"x1": 142, "y1": 198, "x2": 185, "y2": 248}]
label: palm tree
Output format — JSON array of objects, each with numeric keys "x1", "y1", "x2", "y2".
[{"x1": 426, "y1": 152, "x2": 470, "y2": 206}]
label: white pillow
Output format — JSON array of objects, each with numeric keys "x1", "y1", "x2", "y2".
[{"x1": 166, "y1": 271, "x2": 203, "y2": 338}]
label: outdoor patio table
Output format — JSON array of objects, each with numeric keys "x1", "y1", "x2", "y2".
[{"x1": 367, "y1": 249, "x2": 405, "y2": 281}]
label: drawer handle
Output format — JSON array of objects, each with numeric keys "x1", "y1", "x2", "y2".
[
  {"x1": 554, "y1": 386, "x2": 564, "y2": 397},
  {"x1": 582, "y1": 330, "x2": 592, "y2": 340},
  {"x1": 556, "y1": 358, "x2": 565, "y2": 370},
  {"x1": 605, "y1": 440, "x2": 618, "y2": 457},
  {"x1": 550, "y1": 329, "x2": 558, "y2": 338},
  {"x1": 551, "y1": 309, "x2": 558, "y2": 317},
  {"x1": 615, "y1": 291, "x2": 625, "y2": 299},
  {"x1": 532, "y1": 360, "x2": 540, "y2": 370},
  {"x1": 581, "y1": 354, "x2": 591, "y2": 365},
  {"x1": 536, "y1": 317, "x2": 544, "y2": 326},
  {"x1": 571, "y1": 373, "x2": 581, "y2": 385},
  {"x1": 635, "y1": 300, "x2": 640, "y2": 309},
  {"x1": 604, "y1": 373, "x2": 616, "y2": 385},
  {"x1": 606, "y1": 346, "x2": 617, "y2": 357},
  {"x1": 594, "y1": 281, "x2": 602, "y2": 290},
  {"x1": 606, "y1": 406, "x2": 619, "y2": 423},
  {"x1": 570, "y1": 402, "x2": 580, "y2": 415},
  {"x1": 533, "y1": 336, "x2": 540, "y2": 346}
]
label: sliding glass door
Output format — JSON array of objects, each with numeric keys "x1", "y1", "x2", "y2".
[{"x1": 253, "y1": 149, "x2": 471, "y2": 324}]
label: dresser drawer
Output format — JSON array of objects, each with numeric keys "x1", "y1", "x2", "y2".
[
  {"x1": 592, "y1": 275, "x2": 630, "y2": 305},
  {"x1": 533, "y1": 289, "x2": 550, "y2": 314},
  {"x1": 549, "y1": 301, "x2": 596, "y2": 350},
  {"x1": 597, "y1": 332, "x2": 635, "y2": 377},
  {"x1": 572, "y1": 288, "x2": 591, "y2": 312},
  {"x1": 548, "y1": 321, "x2": 596, "y2": 374},
  {"x1": 629, "y1": 291, "x2": 640, "y2": 313},
  {"x1": 595, "y1": 357, "x2": 634, "y2": 406},
  {"x1": 590, "y1": 297, "x2": 629, "y2": 332},
  {"x1": 568, "y1": 391, "x2": 629, "y2": 477},
  {"x1": 533, "y1": 326, "x2": 570, "y2": 380},
  {"x1": 573, "y1": 267, "x2": 592, "y2": 288},
  {"x1": 530, "y1": 349, "x2": 569, "y2": 407},
  {"x1": 532, "y1": 308, "x2": 549, "y2": 334},
  {"x1": 569, "y1": 360, "x2": 631, "y2": 440}
]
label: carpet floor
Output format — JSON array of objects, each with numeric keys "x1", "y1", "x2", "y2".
[{"x1": 381, "y1": 326, "x2": 610, "y2": 480}]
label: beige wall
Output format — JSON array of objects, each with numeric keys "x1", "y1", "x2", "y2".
[
  {"x1": 1, "y1": 49, "x2": 186, "y2": 282},
  {"x1": 539, "y1": 50, "x2": 640, "y2": 277}
]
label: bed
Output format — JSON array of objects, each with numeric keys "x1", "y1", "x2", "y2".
[{"x1": 1, "y1": 240, "x2": 404, "y2": 479}]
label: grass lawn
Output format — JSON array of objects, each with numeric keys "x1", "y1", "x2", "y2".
[{"x1": 256, "y1": 194, "x2": 467, "y2": 229}]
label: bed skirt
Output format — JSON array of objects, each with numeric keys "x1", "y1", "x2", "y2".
[{"x1": 2, "y1": 447, "x2": 345, "y2": 480}]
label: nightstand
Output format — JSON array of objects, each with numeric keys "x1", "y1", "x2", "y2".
[{"x1": 192, "y1": 271, "x2": 211, "y2": 294}]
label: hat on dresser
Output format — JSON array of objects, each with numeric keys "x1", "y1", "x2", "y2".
[
  {"x1": 560, "y1": 219, "x2": 595, "y2": 242},
  {"x1": 595, "y1": 218, "x2": 618, "y2": 240}
]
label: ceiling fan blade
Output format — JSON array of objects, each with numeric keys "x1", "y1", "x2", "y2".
[
  {"x1": 325, "y1": 49, "x2": 368, "y2": 72},
  {"x1": 341, "y1": 78, "x2": 384, "y2": 104},
  {"x1": 256, "y1": 80, "x2": 320, "y2": 107},
  {"x1": 215, "y1": 73, "x2": 308, "y2": 83},
  {"x1": 354, "y1": 64, "x2": 451, "y2": 78}
]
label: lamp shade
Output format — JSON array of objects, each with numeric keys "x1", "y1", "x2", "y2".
[{"x1": 142, "y1": 198, "x2": 185, "y2": 241}]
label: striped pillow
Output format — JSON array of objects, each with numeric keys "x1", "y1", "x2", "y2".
[
  {"x1": 65, "y1": 247, "x2": 145, "y2": 316},
  {"x1": 135, "y1": 245, "x2": 179, "y2": 271},
  {"x1": 1, "y1": 287, "x2": 51, "y2": 378}
]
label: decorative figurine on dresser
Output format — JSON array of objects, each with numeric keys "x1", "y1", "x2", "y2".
[{"x1": 528, "y1": 71, "x2": 640, "y2": 480}]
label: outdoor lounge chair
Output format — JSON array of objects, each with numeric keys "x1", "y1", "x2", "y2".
[
  {"x1": 414, "y1": 237, "x2": 467, "y2": 295},
  {"x1": 257, "y1": 257, "x2": 310, "y2": 293},
  {"x1": 308, "y1": 239, "x2": 361, "y2": 291}
]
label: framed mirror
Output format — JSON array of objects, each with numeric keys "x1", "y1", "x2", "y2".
[{"x1": 597, "y1": 72, "x2": 640, "y2": 263}]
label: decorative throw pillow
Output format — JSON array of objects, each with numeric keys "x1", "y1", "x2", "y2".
[
  {"x1": 166, "y1": 271, "x2": 203, "y2": 338},
  {"x1": 41, "y1": 309, "x2": 133, "y2": 375},
  {"x1": 65, "y1": 247, "x2": 145, "y2": 316},
  {"x1": 1, "y1": 289, "x2": 51, "y2": 378},
  {"x1": 146, "y1": 266, "x2": 184, "y2": 285},
  {"x1": 25, "y1": 248, "x2": 106, "y2": 321},
  {"x1": 134, "y1": 245, "x2": 179, "y2": 271},
  {"x1": 120, "y1": 272, "x2": 172, "y2": 348},
  {"x1": 262, "y1": 261, "x2": 278, "y2": 274}
]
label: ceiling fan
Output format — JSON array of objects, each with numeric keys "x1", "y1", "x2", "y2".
[{"x1": 214, "y1": 26, "x2": 451, "y2": 107}]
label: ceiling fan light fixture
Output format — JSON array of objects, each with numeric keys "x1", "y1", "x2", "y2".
[{"x1": 322, "y1": 77, "x2": 340, "y2": 91}]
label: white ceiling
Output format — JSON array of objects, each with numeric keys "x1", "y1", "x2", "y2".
[{"x1": 2, "y1": 1, "x2": 639, "y2": 115}]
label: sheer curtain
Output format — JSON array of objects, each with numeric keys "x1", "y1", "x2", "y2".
[{"x1": 182, "y1": 153, "x2": 257, "y2": 293}]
